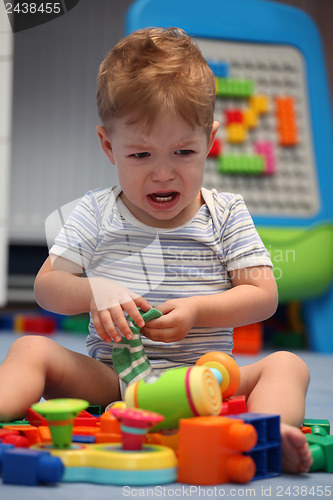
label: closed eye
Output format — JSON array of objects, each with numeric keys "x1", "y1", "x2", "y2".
[
  {"x1": 175, "y1": 149, "x2": 195, "y2": 156},
  {"x1": 130, "y1": 152, "x2": 150, "y2": 159}
]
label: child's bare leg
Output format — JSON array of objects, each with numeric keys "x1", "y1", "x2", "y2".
[
  {"x1": 0, "y1": 335, "x2": 120, "y2": 422},
  {"x1": 238, "y1": 351, "x2": 312, "y2": 474}
]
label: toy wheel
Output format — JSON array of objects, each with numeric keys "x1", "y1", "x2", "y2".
[{"x1": 195, "y1": 352, "x2": 240, "y2": 400}]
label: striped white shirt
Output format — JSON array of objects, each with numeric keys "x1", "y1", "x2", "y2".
[{"x1": 50, "y1": 186, "x2": 272, "y2": 369}]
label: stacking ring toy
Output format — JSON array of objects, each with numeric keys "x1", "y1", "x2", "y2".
[{"x1": 196, "y1": 352, "x2": 241, "y2": 400}]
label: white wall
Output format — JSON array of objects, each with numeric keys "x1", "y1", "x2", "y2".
[{"x1": 0, "y1": 3, "x2": 13, "y2": 305}]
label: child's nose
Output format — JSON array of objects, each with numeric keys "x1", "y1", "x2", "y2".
[{"x1": 151, "y1": 162, "x2": 175, "y2": 182}]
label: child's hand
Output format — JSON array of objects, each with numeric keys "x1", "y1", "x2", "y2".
[
  {"x1": 142, "y1": 298, "x2": 197, "y2": 343},
  {"x1": 88, "y1": 277, "x2": 151, "y2": 343}
]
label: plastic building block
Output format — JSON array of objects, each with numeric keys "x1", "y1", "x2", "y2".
[
  {"x1": 301, "y1": 426, "x2": 312, "y2": 434},
  {"x1": 220, "y1": 395, "x2": 247, "y2": 416},
  {"x1": 86, "y1": 404, "x2": 102, "y2": 416},
  {"x1": 177, "y1": 416, "x2": 257, "y2": 484},
  {"x1": 27, "y1": 408, "x2": 48, "y2": 427},
  {"x1": 303, "y1": 418, "x2": 330, "y2": 437},
  {"x1": 227, "y1": 123, "x2": 248, "y2": 143},
  {"x1": 71, "y1": 426, "x2": 98, "y2": 437},
  {"x1": 1, "y1": 448, "x2": 64, "y2": 485},
  {"x1": 74, "y1": 410, "x2": 99, "y2": 427},
  {"x1": 72, "y1": 435, "x2": 96, "y2": 444},
  {"x1": 95, "y1": 410, "x2": 121, "y2": 443},
  {"x1": 125, "y1": 365, "x2": 222, "y2": 431},
  {"x1": 195, "y1": 352, "x2": 240, "y2": 400},
  {"x1": 242, "y1": 108, "x2": 258, "y2": 129},
  {"x1": 0, "y1": 443, "x2": 15, "y2": 468},
  {"x1": 2, "y1": 424, "x2": 41, "y2": 446},
  {"x1": 0, "y1": 428, "x2": 29, "y2": 448},
  {"x1": 0, "y1": 314, "x2": 14, "y2": 330},
  {"x1": 208, "y1": 60, "x2": 229, "y2": 78},
  {"x1": 225, "y1": 109, "x2": 244, "y2": 125},
  {"x1": 14, "y1": 314, "x2": 57, "y2": 335},
  {"x1": 254, "y1": 142, "x2": 276, "y2": 175},
  {"x1": 250, "y1": 95, "x2": 269, "y2": 115},
  {"x1": 306, "y1": 434, "x2": 333, "y2": 473},
  {"x1": 60, "y1": 314, "x2": 90, "y2": 334},
  {"x1": 32, "y1": 399, "x2": 89, "y2": 448},
  {"x1": 275, "y1": 96, "x2": 298, "y2": 146},
  {"x1": 208, "y1": 138, "x2": 222, "y2": 157},
  {"x1": 233, "y1": 323, "x2": 263, "y2": 354},
  {"x1": 231, "y1": 413, "x2": 281, "y2": 479},
  {"x1": 218, "y1": 154, "x2": 264, "y2": 175},
  {"x1": 216, "y1": 77, "x2": 254, "y2": 98},
  {"x1": 0, "y1": 419, "x2": 27, "y2": 428},
  {"x1": 38, "y1": 426, "x2": 52, "y2": 443}
]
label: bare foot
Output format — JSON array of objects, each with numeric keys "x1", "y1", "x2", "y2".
[{"x1": 281, "y1": 423, "x2": 313, "y2": 473}]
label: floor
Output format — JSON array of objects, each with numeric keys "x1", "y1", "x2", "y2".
[{"x1": 0, "y1": 330, "x2": 333, "y2": 499}]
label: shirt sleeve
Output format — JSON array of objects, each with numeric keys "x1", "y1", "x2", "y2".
[
  {"x1": 49, "y1": 191, "x2": 100, "y2": 270},
  {"x1": 220, "y1": 194, "x2": 272, "y2": 271}
]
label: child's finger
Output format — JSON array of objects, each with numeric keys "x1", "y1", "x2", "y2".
[
  {"x1": 123, "y1": 300, "x2": 147, "y2": 329},
  {"x1": 91, "y1": 310, "x2": 113, "y2": 343},
  {"x1": 99, "y1": 309, "x2": 122, "y2": 342},
  {"x1": 109, "y1": 305, "x2": 133, "y2": 339}
]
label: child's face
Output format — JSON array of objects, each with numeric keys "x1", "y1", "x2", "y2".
[{"x1": 97, "y1": 113, "x2": 219, "y2": 228}]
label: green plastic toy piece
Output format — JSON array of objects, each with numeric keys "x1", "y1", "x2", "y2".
[
  {"x1": 303, "y1": 418, "x2": 330, "y2": 437},
  {"x1": 61, "y1": 315, "x2": 90, "y2": 334},
  {"x1": 216, "y1": 77, "x2": 254, "y2": 98},
  {"x1": 306, "y1": 434, "x2": 333, "y2": 473},
  {"x1": 218, "y1": 154, "x2": 264, "y2": 175},
  {"x1": 32, "y1": 398, "x2": 89, "y2": 449}
]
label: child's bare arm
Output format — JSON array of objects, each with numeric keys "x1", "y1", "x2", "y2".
[
  {"x1": 34, "y1": 256, "x2": 90, "y2": 314},
  {"x1": 142, "y1": 266, "x2": 278, "y2": 342},
  {"x1": 34, "y1": 255, "x2": 151, "y2": 342},
  {"x1": 193, "y1": 266, "x2": 278, "y2": 328}
]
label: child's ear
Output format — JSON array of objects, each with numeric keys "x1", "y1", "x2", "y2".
[
  {"x1": 207, "y1": 121, "x2": 220, "y2": 156},
  {"x1": 96, "y1": 125, "x2": 115, "y2": 164}
]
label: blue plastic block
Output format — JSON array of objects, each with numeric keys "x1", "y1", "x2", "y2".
[
  {"x1": 207, "y1": 60, "x2": 229, "y2": 77},
  {"x1": 2, "y1": 448, "x2": 64, "y2": 485},
  {"x1": 0, "y1": 443, "x2": 15, "y2": 473},
  {"x1": 72, "y1": 435, "x2": 96, "y2": 444},
  {"x1": 230, "y1": 413, "x2": 282, "y2": 479},
  {"x1": 0, "y1": 314, "x2": 14, "y2": 330}
]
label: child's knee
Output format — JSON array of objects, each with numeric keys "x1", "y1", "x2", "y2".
[
  {"x1": 266, "y1": 351, "x2": 310, "y2": 385},
  {"x1": 8, "y1": 335, "x2": 55, "y2": 366}
]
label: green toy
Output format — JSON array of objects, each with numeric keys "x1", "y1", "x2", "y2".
[
  {"x1": 306, "y1": 434, "x2": 333, "y2": 473},
  {"x1": 31, "y1": 399, "x2": 89, "y2": 449}
]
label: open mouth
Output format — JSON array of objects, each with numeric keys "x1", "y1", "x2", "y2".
[
  {"x1": 148, "y1": 192, "x2": 179, "y2": 203},
  {"x1": 147, "y1": 191, "x2": 180, "y2": 211}
]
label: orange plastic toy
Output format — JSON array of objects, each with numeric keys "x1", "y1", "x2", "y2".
[
  {"x1": 195, "y1": 352, "x2": 241, "y2": 400},
  {"x1": 177, "y1": 416, "x2": 257, "y2": 485}
]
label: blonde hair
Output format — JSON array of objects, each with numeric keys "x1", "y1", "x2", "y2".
[{"x1": 97, "y1": 27, "x2": 215, "y2": 135}]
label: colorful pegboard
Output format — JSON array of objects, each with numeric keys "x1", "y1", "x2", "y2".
[{"x1": 200, "y1": 39, "x2": 318, "y2": 218}]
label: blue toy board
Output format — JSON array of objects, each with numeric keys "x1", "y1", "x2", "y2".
[{"x1": 126, "y1": 0, "x2": 333, "y2": 352}]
